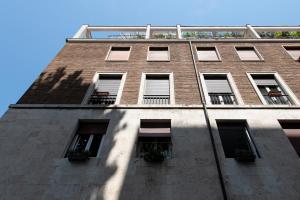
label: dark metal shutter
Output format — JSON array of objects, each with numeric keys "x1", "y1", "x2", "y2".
[
  {"x1": 205, "y1": 77, "x2": 232, "y2": 93},
  {"x1": 95, "y1": 76, "x2": 122, "y2": 95},
  {"x1": 144, "y1": 77, "x2": 170, "y2": 95}
]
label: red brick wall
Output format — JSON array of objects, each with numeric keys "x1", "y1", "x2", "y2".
[{"x1": 17, "y1": 41, "x2": 300, "y2": 105}]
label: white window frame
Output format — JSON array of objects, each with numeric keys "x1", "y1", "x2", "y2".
[
  {"x1": 105, "y1": 46, "x2": 132, "y2": 61},
  {"x1": 246, "y1": 72, "x2": 299, "y2": 105},
  {"x1": 196, "y1": 46, "x2": 222, "y2": 62},
  {"x1": 138, "y1": 72, "x2": 175, "y2": 105},
  {"x1": 200, "y1": 72, "x2": 244, "y2": 105},
  {"x1": 147, "y1": 46, "x2": 170, "y2": 62},
  {"x1": 81, "y1": 72, "x2": 127, "y2": 105},
  {"x1": 235, "y1": 46, "x2": 264, "y2": 61},
  {"x1": 282, "y1": 45, "x2": 300, "y2": 61}
]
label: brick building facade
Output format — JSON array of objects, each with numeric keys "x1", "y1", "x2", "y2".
[{"x1": 0, "y1": 25, "x2": 300, "y2": 200}]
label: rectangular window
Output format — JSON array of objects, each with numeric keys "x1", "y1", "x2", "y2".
[
  {"x1": 284, "y1": 46, "x2": 300, "y2": 61},
  {"x1": 106, "y1": 47, "x2": 131, "y2": 61},
  {"x1": 66, "y1": 121, "x2": 109, "y2": 161},
  {"x1": 147, "y1": 47, "x2": 170, "y2": 61},
  {"x1": 197, "y1": 47, "x2": 220, "y2": 61},
  {"x1": 217, "y1": 121, "x2": 256, "y2": 162},
  {"x1": 137, "y1": 120, "x2": 172, "y2": 162},
  {"x1": 143, "y1": 75, "x2": 170, "y2": 104},
  {"x1": 236, "y1": 46, "x2": 262, "y2": 61},
  {"x1": 251, "y1": 74, "x2": 293, "y2": 105},
  {"x1": 279, "y1": 121, "x2": 300, "y2": 157},
  {"x1": 204, "y1": 75, "x2": 237, "y2": 105},
  {"x1": 88, "y1": 74, "x2": 122, "y2": 105}
]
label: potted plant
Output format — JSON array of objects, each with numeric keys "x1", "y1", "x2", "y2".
[{"x1": 143, "y1": 143, "x2": 165, "y2": 162}]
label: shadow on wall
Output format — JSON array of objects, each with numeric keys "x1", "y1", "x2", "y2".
[
  {"x1": 17, "y1": 67, "x2": 90, "y2": 104},
  {"x1": 86, "y1": 125, "x2": 225, "y2": 200}
]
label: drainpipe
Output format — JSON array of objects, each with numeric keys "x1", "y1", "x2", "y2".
[{"x1": 188, "y1": 41, "x2": 228, "y2": 200}]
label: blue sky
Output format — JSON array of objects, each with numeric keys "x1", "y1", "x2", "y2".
[{"x1": 0, "y1": 0, "x2": 300, "y2": 116}]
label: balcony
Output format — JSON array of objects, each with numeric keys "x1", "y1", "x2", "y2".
[
  {"x1": 209, "y1": 93, "x2": 237, "y2": 105},
  {"x1": 71, "y1": 25, "x2": 300, "y2": 40},
  {"x1": 143, "y1": 95, "x2": 170, "y2": 104},
  {"x1": 88, "y1": 92, "x2": 117, "y2": 105}
]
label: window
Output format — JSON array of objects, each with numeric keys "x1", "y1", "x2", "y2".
[
  {"x1": 217, "y1": 121, "x2": 256, "y2": 162},
  {"x1": 106, "y1": 47, "x2": 131, "y2": 61},
  {"x1": 147, "y1": 47, "x2": 170, "y2": 61},
  {"x1": 235, "y1": 46, "x2": 263, "y2": 61},
  {"x1": 284, "y1": 46, "x2": 300, "y2": 61},
  {"x1": 143, "y1": 75, "x2": 170, "y2": 104},
  {"x1": 197, "y1": 47, "x2": 221, "y2": 61},
  {"x1": 66, "y1": 121, "x2": 109, "y2": 161},
  {"x1": 250, "y1": 74, "x2": 293, "y2": 105},
  {"x1": 279, "y1": 121, "x2": 300, "y2": 157},
  {"x1": 137, "y1": 120, "x2": 172, "y2": 162},
  {"x1": 203, "y1": 74, "x2": 237, "y2": 105},
  {"x1": 88, "y1": 74, "x2": 122, "y2": 105}
]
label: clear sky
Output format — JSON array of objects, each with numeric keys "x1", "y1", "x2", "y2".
[{"x1": 0, "y1": 0, "x2": 299, "y2": 116}]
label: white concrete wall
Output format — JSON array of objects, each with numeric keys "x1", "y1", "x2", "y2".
[
  {"x1": 0, "y1": 108, "x2": 223, "y2": 200},
  {"x1": 208, "y1": 108, "x2": 300, "y2": 200}
]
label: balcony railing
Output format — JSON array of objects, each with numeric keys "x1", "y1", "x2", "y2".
[
  {"x1": 263, "y1": 94, "x2": 292, "y2": 105},
  {"x1": 72, "y1": 25, "x2": 300, "y2": 40},
  {"x1": 209, "y1": 93, "x2": 237, "y2": 105},
  {"x1": 143, "y1": 95, "x2": 170, "y2": 104},
  {"x1": 88, "y1": 94, "x2": 117, "y2": 105}
]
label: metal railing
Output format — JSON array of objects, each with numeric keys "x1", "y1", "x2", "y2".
[
  {"x1": 263, "y1": 94, "x2": 292, "y2": 105},
  {"x1": 72, "y1": 25, "x2": 300, "y2": 40},
  {"x1": 143, "y1": 95, "x2": 170, "y2": 104},
  {"x1": 209, "y1": 93, "x2": 237, "y2": 105},
  {"x1": 88, "y1": 94, "x2": 117, "y2": 105}
]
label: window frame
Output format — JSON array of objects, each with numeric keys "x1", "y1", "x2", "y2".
[
  {"x1": 200, "y1": 72, "x2": 244, "y2": 106},
  {"x1": 136, "y1": 119, "x2": 173, "y2": 159},
  {"x1": 246, "y1": 72, "x2": 299, "y2": 105},
  {"x1": 235, "y1": 46, "x2": 264, "y2": 61},
  {"x1": 282, "y1": 45, "x2": 300, "y2": 61},
  {"x1": 147, "y1": 46, "x2": 170, "y2": 62},
  {"x1": 64, "y1": 119, "x2": 109, "y2": 159},
  {"x1": 82, "y1": 72, "x2": 127, "y2": 105},
  {"x1": 105, "y1": 46, "x2": 132, "y2": 61},
  {"x1": 196, "y1": 46, "x2": 222, "y2": 62},
  {"x1": 216, "y1": 119, "x2": 260, "y2": 159},
  {"x1": 138, "y1": 72, "x2": 175, "y2": 105}
]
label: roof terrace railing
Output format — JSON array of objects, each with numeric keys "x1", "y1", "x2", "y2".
[{"x1": 72, "y1": 24, "x2": 300, "y2": 40}]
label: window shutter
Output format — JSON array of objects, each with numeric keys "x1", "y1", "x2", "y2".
[
  {"x1": 253, "y1": 78, "x2": 278, "y2": 86},
  {"x1": 205, "y1": 77, "x2": 232, "y2": 93},
  {"x1": 77, "y1": 122, "x2": 108, "y2": 135},
  {"x1": 145, "y1": 77, "x2": 170, "y2": 95},
  {"x1": 286, "y1": 49, "x2": 300, "y2": 60},
  {"x1": 139, "y1": 120, "x2": 171, "y2": 137},
  {"x1": 197, "y1": 47, "x2": 219, "y2": 60},
  {"x1": 95, "y1": 77, "x2": 121, "y2": 95},
  {"x1": 107, "y1": 47, "x2": 130, "y2": 60},
  {"x1": 236, "y1": 47, "x2": 260, "y2": 60},
  {"x1": 148, "y1": 47, "x2": 169, "y2": 61}
]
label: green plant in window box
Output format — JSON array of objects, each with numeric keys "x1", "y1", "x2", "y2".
[{"x1": 143, "y1": 143, "x2": 165, "y2": 162}]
